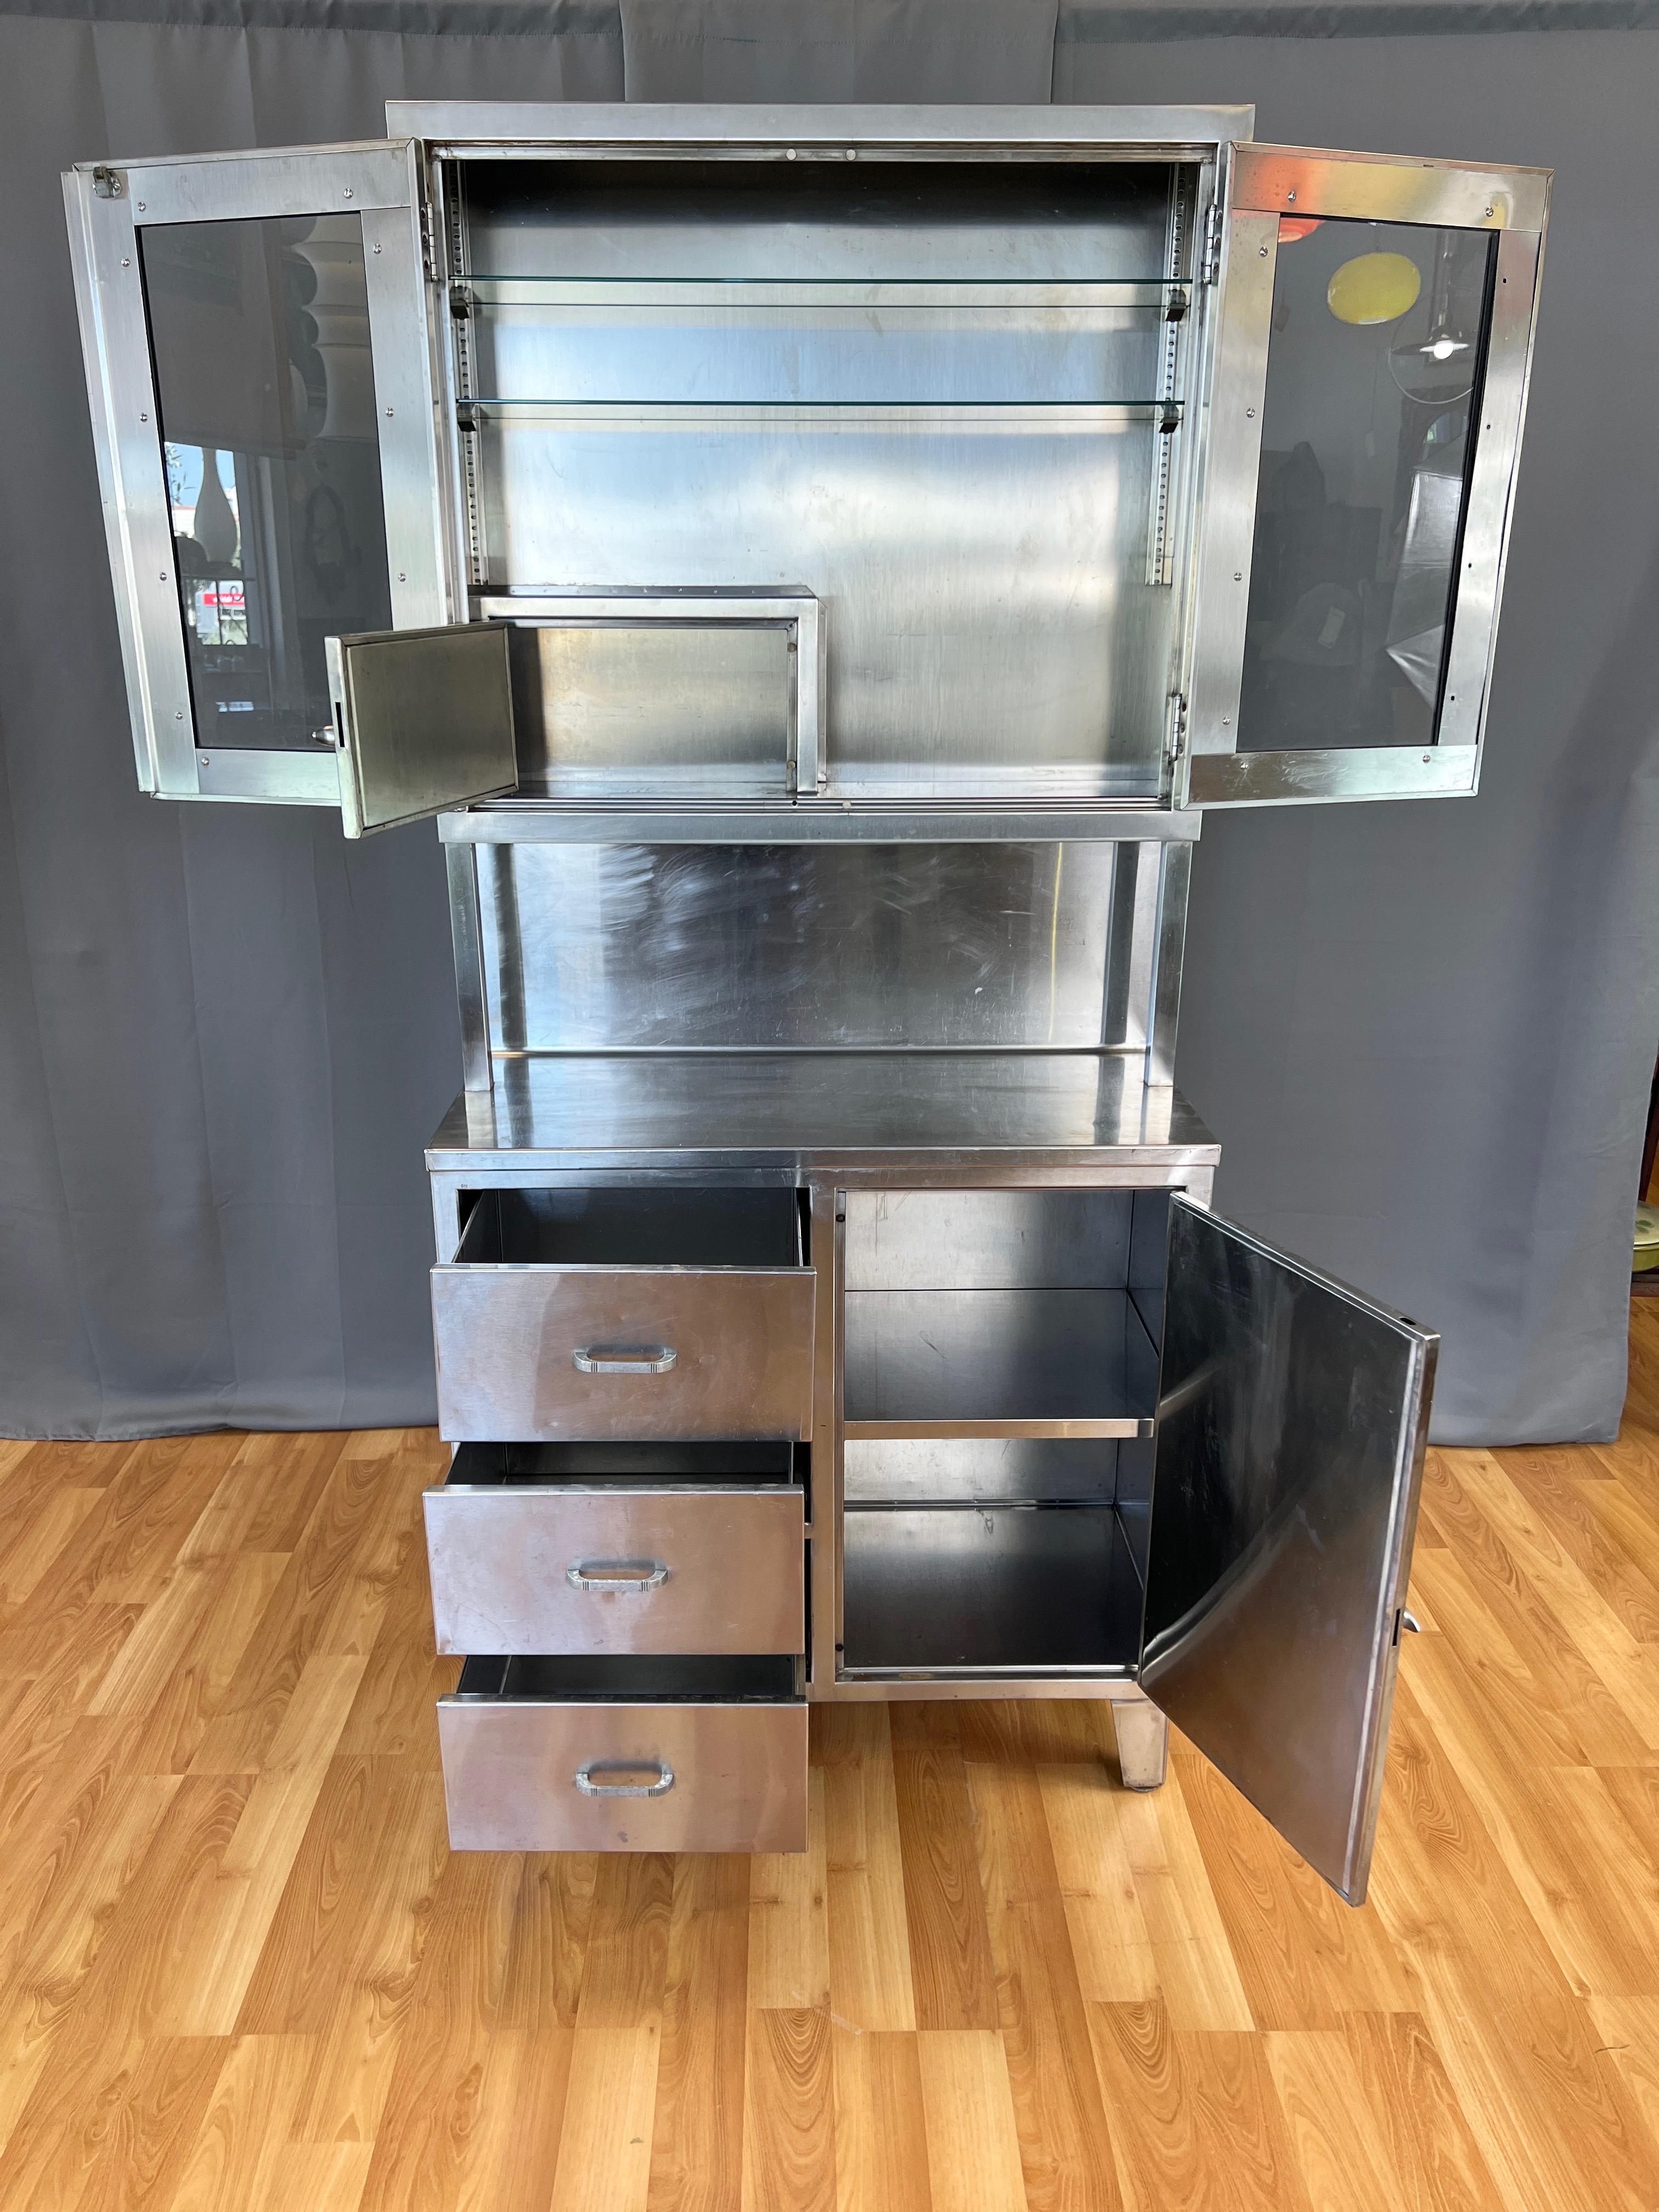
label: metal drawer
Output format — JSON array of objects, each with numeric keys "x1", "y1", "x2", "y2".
[
  {"x1": 439, "y1": 1655, "x2": 807, "y2": 1852},
  {"x1": 425, "y1": 1442, "x2": 805, "y2": 1656},
  {"x1": 431, "y1": 1189, "x2": 815, "y2": 1443}
]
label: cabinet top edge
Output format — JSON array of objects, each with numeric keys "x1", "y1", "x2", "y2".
[{"x1": 383, "y1": 100, "x2": 1255, "y2": 152}]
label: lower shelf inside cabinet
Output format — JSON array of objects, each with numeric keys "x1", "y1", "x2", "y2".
[
  {"x1": 839, "y1": 1502, "x2": 1143, "y2": 1675},
  {"x1": 454, "y1": 1653, "x2": 798, "y2": 1701}
]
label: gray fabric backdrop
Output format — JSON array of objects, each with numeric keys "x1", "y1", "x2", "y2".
[{"x1": 2, "y1": 0, "x2": 1655, "y2": 1442}]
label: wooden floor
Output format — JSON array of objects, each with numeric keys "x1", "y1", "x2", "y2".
[{"x1": 1, "y1": 1320, "x2": 1658, "y2": 2211}]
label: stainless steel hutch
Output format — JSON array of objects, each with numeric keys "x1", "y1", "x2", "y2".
[{"x1": 66, "y1": 104, "x2": 1548, "y2": 1903}]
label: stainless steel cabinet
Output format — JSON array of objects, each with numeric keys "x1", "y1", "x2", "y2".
[{"x1": 67, "y1": 103, "x2": 1525, "y2": 1905}]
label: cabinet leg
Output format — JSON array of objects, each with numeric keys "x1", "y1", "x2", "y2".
[{"x1": 1113, "y1": 1701, "x2": 1169, "y2": 1791}]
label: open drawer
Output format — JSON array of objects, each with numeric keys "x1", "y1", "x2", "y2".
[
  {"x1": 438, "y1": 1654, "x2": 806, "y2": 1852},
  {"x1": 431, "y1": 1187, "x2": 816, "y2": 1443},
  {"x1": 425, "y1": 1441, "x2": 804, "y2": 1655}
]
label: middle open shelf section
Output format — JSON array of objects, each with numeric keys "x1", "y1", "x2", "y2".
[{"x1": 840, "y1": 1187, "x2": 1167, "y2": 1438}]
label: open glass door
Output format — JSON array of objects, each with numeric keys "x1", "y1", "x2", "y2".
[
  {"x1": 1140, "y1": 1196, "x2": 1437, "y2": 1904},
  {"x1": 65, "y1": 143, "x2": 517, "y2": 833},
  {"x1": 1181, "y1": 145, "x2": 1548, "y2": 806}
]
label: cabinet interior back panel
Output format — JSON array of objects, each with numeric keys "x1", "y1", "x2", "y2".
[{"x1": 456, "y1": 158, "x2": 1188, "y2": 795}]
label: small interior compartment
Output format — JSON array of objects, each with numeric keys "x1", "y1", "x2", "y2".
[
  {"x1": 454, "y1": 1185, "x2": 804, "y2": 1268},
  {"x1": 455, "y1": 1654, "x2": 798, "y2": 1701},
  {"x1": 842, "y1": 1188, "x2": 1167, "y2": 1427},
  {"x1": 839, "y1": 1504, "x2": 1142, "y2": 1674},
  {"x1": 447, "y1": 1440, "x2": 799, "y2": 1488},
  {"x1": 503, "y1": 608, "x2": 801, "y2": 799}
]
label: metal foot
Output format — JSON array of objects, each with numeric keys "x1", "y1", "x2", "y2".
[{"x1": 1113, "y1": 1701, "x2": 1169, "y2": 1791}]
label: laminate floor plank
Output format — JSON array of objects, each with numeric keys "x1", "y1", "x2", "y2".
[{"x1": 0, "y1": 1335, "x2": 1651, "y2": 2208}]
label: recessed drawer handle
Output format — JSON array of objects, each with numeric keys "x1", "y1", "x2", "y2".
[
  {"x1": 574, "y1": 1759, "x2": 675, "y2": 1799},
  {"x1": 572, "y1": 1344, "x2": 678, "y2": 1375},
  {"x1": 566, "y1": 1558, "x2": 670, "y2": 1593}
]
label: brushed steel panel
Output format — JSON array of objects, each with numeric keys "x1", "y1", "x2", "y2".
[
  {"x1": 432, "y1": 1265, "x2": 815, "y2": 1441},
  {"x1": 1142, "y1": 1197, "x2": 1437, "y2": 1905},
  {"x1": 478, "y1": 843, "x2": 1121, "y2": 1053},
  {"x1": 439, "y1": 1673, "x2": 806, "y2": 1852},
  {"x1": 425, "y1": 1482, "x2": 804, "y2": 1654},
  {"x1": 331, "y1": 623, "x2": 518, "y2": 837},
  {"x1": 390, "y1": 102, "x2": 1254, "y2": 153},
  {"x1": 843, "y1": 1188, "x2": 1131, "y2": 1291}
]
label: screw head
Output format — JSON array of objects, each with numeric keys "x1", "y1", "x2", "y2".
[
  {"x1": 1423, "y1": 752, "x2": 1431, "y2": 764},
  {"x1": 1222, "y1": 715, "x2": 1231, "y2": 726},
  {"x1": 1233, "y1": 570, "x2": 1243, "y2": 582},
  {"x1": 845, "y1": 149, "x2": 857, "y2": 161},
  {"x1": 1246, "y1": 406, "x2": 1255, "y2": 418},
  {"x1": 137, "y1": 200, "x2": 145, "y2": 211},
  {"x1": 343, "y1": 186, "x2": 354, "y2": 199},
  {"x1": 397, "y1": 571, "x2": 407, "y2": 582},
  {"x1": 1259, "y1": 242, "x2": 1268, "y2": 257},
  {"x1": 373, "y1": 241, "x2": 381, "y2": 254},
  {"x1": 121, "y1": 256, "x2": 130, "y2": 268},
  {"x1": 159, "y1": 570, "x2": 167, "y2": 581},
  {"x1": 140, "y1": 411, "x2": 148, "y2": 422},
  {"x1": 384, "y1": 407, "x2": 394, "y2": 417},
  {"x1": 1286, "y1": 188, "x2": 1297, "y2": 204},
  {"x1": 1484, "y1": 204, "x2": 1493, "y2": 218},
  {"x1": 198, "y1": 753, "x2": 210, "y2": 765},
  {"x1": 174, "y1": 709, "x2": 184, "y2": 720},
  {"x1": 785, "y1": 148, "x2": 797, "y2": 161}
]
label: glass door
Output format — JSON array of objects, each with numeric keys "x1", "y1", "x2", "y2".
[
  {"x1": 1181, "y1": 145, "x2": 1548, "y2": 806},
  {"x1": 65, "y1": 143, "x2": 516, "y2": 832},
  {"x1": 1141, "y1": 1197, "x2": 1437, "y2": 1904}
]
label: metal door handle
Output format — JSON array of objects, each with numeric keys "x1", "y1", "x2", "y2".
[
  {"x1": 574, "y1": 1760, "x2": 675, "y2": 1799},
  {"x1": 1395, "y1": 1607, "x2": 1424, "y2": 1643},
  {"x1": 572, "y1": 1344, "x2": 677, "y2": 1374},
  {"x1": 566, "y1": 1559, "x2": 670, "y2": 1593}
]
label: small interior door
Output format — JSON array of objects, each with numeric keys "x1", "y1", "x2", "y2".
[
  {"x1": 1139, "y1": 1196, "x2": 1437, "y2": 1904},
  {"x1": 1181, "y1": 144, "x2": 1548, "y2": 806},
  {"x1": 65, "y1": 143, "x2": 518, "y2": 832}
]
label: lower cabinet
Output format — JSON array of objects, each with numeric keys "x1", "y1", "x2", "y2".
[{"x1": 437, "y1": 1655, "x2": 808, "y2": 1852}]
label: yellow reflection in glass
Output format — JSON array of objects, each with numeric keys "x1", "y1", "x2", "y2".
[{"x1": 1326, "y1": 251, "x2": 1423, "y2": 326}]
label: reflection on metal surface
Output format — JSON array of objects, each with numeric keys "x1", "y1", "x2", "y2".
[
  {"x1": 1142, "y1": 1197, "x2": 1436, "y2": 1903},
  {"x1": 479, "y1": 843, "x2": 1131, "y2": 1053},
  {"x1": 426, "y1": 1057, "x2": 1219, "y2": 1168}
]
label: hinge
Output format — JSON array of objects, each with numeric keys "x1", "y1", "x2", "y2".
[
  {"x1": 1199, "y1": 201, "x2": 1223, "y2": 284},
  {"x1": 1164, "y1": 692, "x2": 1189, "y2": 770},
  {"x1": 417, "y1": 200, "x2": 437, "y2": 281},
  {"x1": 92, "y1": 165, "x2": 123, "y2": 200}
]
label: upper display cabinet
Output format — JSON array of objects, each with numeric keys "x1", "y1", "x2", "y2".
[{"x1": 66, "y1": 108, "x2": 1548, "y2": 836}]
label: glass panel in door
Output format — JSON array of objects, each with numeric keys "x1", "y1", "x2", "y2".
[
  {"x1": 1141, "y1": 1196, "x2": 1437, "y2": 1903},
  {"x1": 141, "y1": 212, "x2": 394, "y2": 753},
  {"x1": 1237, "y1": 217, "x2": 1494, "y2": 755}
]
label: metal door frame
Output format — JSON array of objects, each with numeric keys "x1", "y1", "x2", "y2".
[
  {"x1": 1180, "y1": 144, "x2": 1549, "y2": 808},
  {"x1": 64, "y1": 141, "x2": 448, "y2": 809}
]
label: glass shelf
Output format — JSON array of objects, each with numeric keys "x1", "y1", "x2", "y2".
[
  {"x1": 456, "y1": 275, "x2": 1190, "y2": 313},
  {"x1": 459, "y1": 398, "x2": 1184, "y2": 428}
]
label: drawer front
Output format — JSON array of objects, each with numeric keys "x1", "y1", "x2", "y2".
[
  {"x1": 424, "y1": 1485, "x2": 804, "y2": 1656},
  {"x1": 438, "y1": 1696, "x2": 808, "y2": 1852},
  {"x1": 431, "y1": 1266, "x2": 815, "y2": 1442}
]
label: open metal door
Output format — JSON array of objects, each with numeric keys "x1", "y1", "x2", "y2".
[
  {"x1": 1180, "y1": 145, "x2": 1548, "y2": 807},
  {"x1": 65, "y1": 143, "x2": 517, "y2": 832},
  {"x1": 1140, "y1": 1196, "x2": 1436, "y2": 1903}
]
